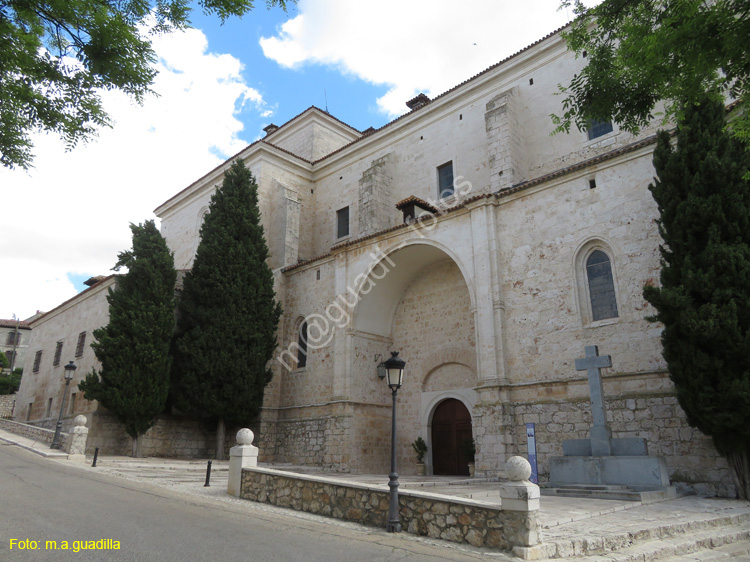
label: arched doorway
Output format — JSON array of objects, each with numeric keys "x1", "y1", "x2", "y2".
[{"x1": 431, "y1": 398, "x2": 473, "y2": 476}]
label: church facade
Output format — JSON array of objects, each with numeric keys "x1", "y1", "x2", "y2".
[
  {"x1": 13, "y1": 24, "x2": 734, "y2": 495},
  {"x1": 153, "y1": 28, "x2": 733, "y2": 495}
]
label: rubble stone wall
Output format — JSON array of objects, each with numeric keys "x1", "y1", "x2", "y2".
[{"x1": 240, "y1": 467, "x2": 540, "y2": 551}]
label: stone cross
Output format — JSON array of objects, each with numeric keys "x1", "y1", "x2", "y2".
[{"x1": 575, "y1": 345, "x2": 612, "y2": 456}]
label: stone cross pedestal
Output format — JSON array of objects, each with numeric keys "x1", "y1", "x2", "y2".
[{"x1": 548, "y1": 345, "x2": 671, "y2": 492}]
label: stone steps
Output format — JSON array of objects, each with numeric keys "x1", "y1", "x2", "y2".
[
  {"x1": 521, "y1": 508, "x2": 750, "y2": 560},
  {"x1": 659, "y1": 539, "x2": 750, "y2": 561},
  {"x1": 578, "y1": 525, "x2": 750, "y2": 561},
  {"x1": 542, "y1": 484, "x2": 677, "y2": 504}
]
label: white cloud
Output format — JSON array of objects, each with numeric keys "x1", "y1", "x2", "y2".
[
  {"x1": 0, "y1": 28, "x2": 267, "y2": 320},
  {"x1": 260, "y1": 0, "x2": 595, "y2": 117}
]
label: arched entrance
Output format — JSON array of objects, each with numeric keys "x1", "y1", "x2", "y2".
[{"x1": 431, "y1": 398, "x2": 473, "y2": 476}]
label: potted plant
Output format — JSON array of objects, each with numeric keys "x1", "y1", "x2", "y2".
[
  {"x1": 412, "y1": 436, "x2": 428, "y2": 475},
  {"x1": 462, "y1": 438, "x2": 476, "y2": 477}
]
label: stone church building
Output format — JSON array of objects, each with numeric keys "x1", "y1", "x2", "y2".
[{"x1": 16, "y1": 24, "x2": 735, "y2": 496}]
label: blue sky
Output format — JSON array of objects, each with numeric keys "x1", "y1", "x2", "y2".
[{"x1": 0, "y1": 0, "x2": 597, "y2": 320}]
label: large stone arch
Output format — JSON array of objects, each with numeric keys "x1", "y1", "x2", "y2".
[
  {"x1": 351, "y1": 239, "x2": 476, "y2": 338},
  {"x1": 339, "y1": 237, "x2": 480, "y2": 474}
]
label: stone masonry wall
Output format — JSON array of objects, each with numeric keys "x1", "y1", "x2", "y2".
[
  {"x1": 0, "y1": 394, "x2": 16, "y2": 419},
  {"x1": 473, "y1": 383, "x2": 735, "y2": 497},
  {"x1": 240, "y1": 467, "x2": 540, "y2": 551},
  {"x1": 86, "y1": 412, "x2": 219, "y2": 458},
  {"x1": 358, "y1": 154, "x2": 393, "y2": 237},
  {"x1": 0, "y1": 418, "x2": 73, "y2": 452},
  {"x1": 265, "y1": 407, "x2": 354, "y2": 471},
  {"x1": 485, "y1": 87, "x2": 527, "y2": 192}
]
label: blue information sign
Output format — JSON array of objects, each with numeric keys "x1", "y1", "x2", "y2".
[{"x1": 525, "y1": 423, "x2": 538, "y2": 484}]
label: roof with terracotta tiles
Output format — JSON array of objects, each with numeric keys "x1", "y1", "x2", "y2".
[
  {"x1": 308, "y1": 24, "x2": 570, "y2": 165},
  {"x1": 27, "y1": 275, "x2": 116, "y2": 325},
  {"x1": 156, "y1": 25, "x2": 570, "y2": 214},
  {"x1": 0, "y1": 319, "x2": 31, "y2": 329}
]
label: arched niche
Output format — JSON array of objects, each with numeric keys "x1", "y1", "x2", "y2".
[{"x1": 352, "y1": 241, "x2": 475, "y2": 338}]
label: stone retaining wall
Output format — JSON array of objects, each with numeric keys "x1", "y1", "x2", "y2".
[
  {"x1": 0, "y1": 394, "x2": 15, "y2": 419},
  {"x1": 0, "y1": 418, "x2": 71, "y2": 451},
  {"x1": 239, "y1": 467, "x2": 540, "y2": 551},
  {"x1": 86, "y1": 412, "x2": 222, "y2": 458}
]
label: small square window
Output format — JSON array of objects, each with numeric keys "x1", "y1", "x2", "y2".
[
  {"x1": 437, "y1": 162, "x2": 454, "y2": 199},
  {"x1": 337, "y1": 206, "x2": 350, "y2": 239},
  {"x1": 587, "y1": 118, "x2": 614, "y2": 140}
]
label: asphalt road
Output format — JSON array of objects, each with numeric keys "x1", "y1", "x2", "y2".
[{"x1": 0, "y1": 444, "x2": 498, "y2": 562}]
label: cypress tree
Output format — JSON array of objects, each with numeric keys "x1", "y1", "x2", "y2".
[
  {"x1": 171, "y1": 159, "x2": 282, "y2": 460},
  {"x1": 644, "y1": 96, "x2": 750, "y2": 499},
  {"x1": 79, "y1": 220, "x2": 176, "y2": 457}
]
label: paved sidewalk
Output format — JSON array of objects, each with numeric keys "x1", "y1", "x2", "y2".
[{"x1": 3, "y1": 427, "x2": 750, "y2": 560}]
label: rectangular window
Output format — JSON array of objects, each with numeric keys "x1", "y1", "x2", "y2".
[
  {"x1": 336, "y1": 206, "x2": 350, "y2": 239},
  {"x1": 437, "y1": 161, "x2": 454, "y2": 198},
  {"x1": 69, "y1": 393, "x2": 76, "y2": 415},
  {"x1": 53, "y1": 341, "x2": 63, "y2": 366},
  {"x1": 587, "y1": 118, "x2": 614, "y2": 140},
  {"x1": 27, "y1": 403, "x2": 33, "y2": 421},
  {"x1": 46, "y1": 398, "x2": 53, "y2": 418},
  {"x1": 32, "y1": 350, "x2": 43, "y2": 373},
  {"x1": 5, "y1": 331, "x2": 21, "y2": 345},
  {"x1": 75, "y1": 332, "x2": 87, "y2": 357}
]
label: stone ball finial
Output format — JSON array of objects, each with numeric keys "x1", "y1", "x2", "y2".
[
  {"x1": 236, "y1": 428, "x2": 254, "y2": 446},
  {"x1": 73, "y1": 415, "x2": 87, "y2": 427},
  {"x1": 506, "y1": 456, "x2": 532, "y2": 482}
]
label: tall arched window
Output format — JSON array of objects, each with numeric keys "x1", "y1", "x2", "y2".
[
  {"x1": 297, "y1": 321, "x2": 308, "y2": 369},
  {"x1": 586, "y1": 250, "x2": 618, "y2": 321}
]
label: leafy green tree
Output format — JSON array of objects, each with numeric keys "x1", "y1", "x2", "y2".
[
  {"x1": 644, "y1": 96, "x2": 750, "y2": 499},
  {"x1": 0, "y1": 368, "x2": 22, "y2": 395},
  {"x1": 171, "y1": 159, "x2": 282, "y2": 460},
  {"x1": 1, "y1": 0, "x2": 292, "y2": 170},
  {"x1": 79, "y1": 220, "x2": 176, "y2": 457},
  {"x1": 0, "y1": 351, "x2": 8, "y2": 370},
  {"x1": 554, "y1": 0, "x2": 749, "y2": 145}
]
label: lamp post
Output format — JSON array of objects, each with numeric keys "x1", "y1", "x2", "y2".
[
  {"x1": 50, "y1": 361, "x2": 76, "y2": 450},
  {"x1": 384, "y1": 351, "x2": 405, "y2": 533}
]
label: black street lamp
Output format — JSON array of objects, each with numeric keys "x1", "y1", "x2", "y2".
[
  {"x1": 50, "y1": 361, "x2": 76, "y2": 450},
  {"x1": 384, "y1": 351, "x2": 406, "y2": 533}
]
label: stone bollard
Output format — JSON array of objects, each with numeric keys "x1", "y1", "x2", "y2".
[
  {"x1": 227, "y1": 428, "x2": 258, "y2": 497},
  {"x1": 498, "y1": 456, "x2": 542, "y2": 550},
  {"x1": 67, "y1": 415, "x2": 89, "y2": 463}
]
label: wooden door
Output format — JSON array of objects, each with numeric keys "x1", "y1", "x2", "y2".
[{"x1": 431, "y1": 399, "x2": 472, "y2": 476}]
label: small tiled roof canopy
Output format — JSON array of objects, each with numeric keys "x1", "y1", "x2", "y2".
[
  {"x1": 83, "y1": 275, "x2": 108, "y2": 287},
  {"x1": 405, "y1": 93, "x2": 431, "y2": 111},
  {"x1": 395, "y1": 195, "x2": 440, "y2": 214}
]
